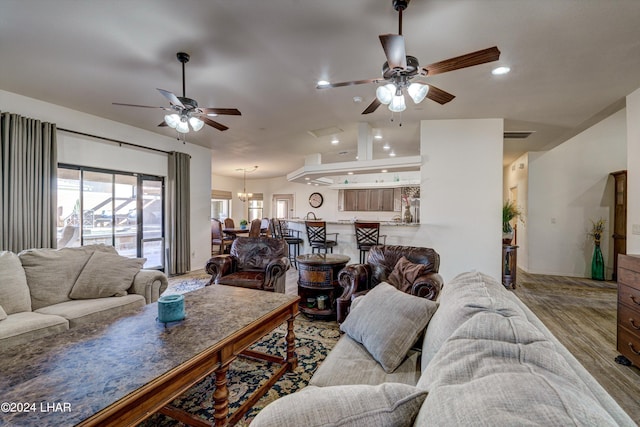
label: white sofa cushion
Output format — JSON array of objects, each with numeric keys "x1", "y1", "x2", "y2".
[
  {"x1": 421, "y1": 271, "x2": 526, "y2": 370},
  {"x1": 414, "y1": 310, "x2": 619, "y2": 426},
  {"x1": 19, "y1": 244, "x2": 117, "y2": 310},
  {"x1": 0, "y1": 311, "x2": 68, "y2": 348},
  {"x1": 69, "y1": 251, "x2": 146, "y2": 299},
  {"x1": 310, "y1": 334, "x2": 422, "y2": 387},
  {"x1": 35, "y1": 295, "x2": 145, "y2": 328},
  {"x1": 252, "y1": 383, "x2": 427, "y2": 427},
  {"x1": 340, "y1": 282, "x2": 438, "y2": 373},
  {"x1": 0, "y1": 251, "x2": 32, "y2": 314}
]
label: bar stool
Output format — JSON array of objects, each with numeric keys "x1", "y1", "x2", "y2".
[
  {"x1": 354, "y1": 221, "x2": 386, "y2": 263},
  {"x1": 305, "y1": 221, "x2": 338, "y2": 254},
  {"x1": 279, "y1": 219, "x2": 303, "y2": 269}
]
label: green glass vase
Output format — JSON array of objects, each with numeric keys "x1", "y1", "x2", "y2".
[{"x1": 591, "y1": 243, "x2": 605, "y2": 280}]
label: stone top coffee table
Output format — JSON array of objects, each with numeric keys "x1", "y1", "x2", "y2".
[{"x1": 0, "y1": 285, "x2": 299, "y2": 427}]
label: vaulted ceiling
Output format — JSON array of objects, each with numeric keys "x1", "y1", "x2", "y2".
[{"x1": 1, "y1": 0, "x2": 639, "y2": 178}]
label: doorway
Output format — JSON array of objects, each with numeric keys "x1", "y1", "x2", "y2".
[{"x1": 273, "y1": 194, "x2": 294, "y2": 219}]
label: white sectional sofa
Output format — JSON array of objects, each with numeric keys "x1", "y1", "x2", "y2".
[
  {"x1": 252, "y1": 271, "x2": 635, "y2": 426},
  {"x1": 0, "y1": 244, "x2": 167, "y2": 348}
]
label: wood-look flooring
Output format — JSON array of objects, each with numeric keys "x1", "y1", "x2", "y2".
[{"x1": 515, "y1": 270, "x2": 640, "y2": 423}]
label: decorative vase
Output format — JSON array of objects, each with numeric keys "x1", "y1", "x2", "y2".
[
  {"x1": 403, "y1": 205, "x2": 413, "y2": 223},
  {"x1": 591, "y1": 242, "x2": 605, "y2": 280},
  {"x1": 502, "y1": 230, "x2": 514, "y2": 245}
]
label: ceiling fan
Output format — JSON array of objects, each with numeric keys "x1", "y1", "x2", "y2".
[
  {"x1": 317, "y1": 0, "x2": 501, "y2": 115},
  {"x1": 113, "y1": 52, "x2": 241, "y2": 133}
]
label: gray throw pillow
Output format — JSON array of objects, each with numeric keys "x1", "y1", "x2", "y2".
[
  {"x1": 251, "y1": 383, "x2": 427, "y2": 427},
  {"x1": 69, "y1": 251, "x2": 146, "y2": 299},
  {"x1": 0, "y1": 304, "x2": 7, "y2": 321},
  {"x1": 340, "y1": 282, "x2": 439, "y2": 373}
]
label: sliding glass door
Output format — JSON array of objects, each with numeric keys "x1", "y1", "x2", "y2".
[{"x1": 57, "y1": 165, "x2": 165, "y2": 270}]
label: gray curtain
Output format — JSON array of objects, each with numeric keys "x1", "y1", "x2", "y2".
[
  {"x1": 167, "y1": 151, "x2": 191, "y2": 275},
  {"x1": 0, "y1": 112, "x2": 57, "y2": 252}
]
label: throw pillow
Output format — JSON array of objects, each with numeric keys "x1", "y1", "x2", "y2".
[
  {"x1": 251, "y1": 383, "x2": 427, "y2": 427},
  {"x1": 340, "y1": 282, "x2": 439, "y2": 373},
  {"x1": 387, "y1": 256, "x2": 431, "y2": 293},
  {"x1": 69, "y1": 251, "x2": 146, "y2": 299},
  {"x1": 0, "y1": 304, "x2": 7, "y2": 321}
]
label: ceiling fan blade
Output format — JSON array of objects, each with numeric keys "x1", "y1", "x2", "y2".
[
  {"x1": 157, "y1": 121, "x2": 168, "y2": 127},
  {"x1": 200, "y1": 108, "x2": 242, "y2": 116},
  {"x1": 362, "y1": 99, "x2": 382, "y2": 114},
  {"x1": 202, "y1": 117, "x2": 229, "y2": 131},
  {"x1": 425, "y1": 84, "x2": 456, "y2": 105},
  {"x1": 379, "y1": 34, "x2": 407, "y2": 70},
  {"x1": 317, "y1": 78, "x2": 382, "y2": 89},
  {"x1": 112, "y1": 102, "x2": 170, "y2": 110},
  {"x1": 422, "y1": 46, "x2": 500, "y2": 76},
  {"x1": 157, "y1": 88, "x2": 185, "y2": 108}
]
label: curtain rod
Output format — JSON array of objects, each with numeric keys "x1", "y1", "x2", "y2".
[{"x1": 57, "y1": 128, "x2": 171, "y2": 155}]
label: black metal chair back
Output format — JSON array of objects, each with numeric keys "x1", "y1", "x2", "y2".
[
  {"x1": 354, "y1": 222, "x2": 386, "y2": 263},
  {"x1": 305, "y1": 221, "x2": 338, "y2": 254}
]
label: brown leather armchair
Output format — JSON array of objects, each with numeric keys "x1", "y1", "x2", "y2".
[
  {"x1": 205, "y1": 236, "x2": 290, "y2": 293},
  {"x1": 336, "y1": 245, "x2": 443, "y2": 323}
]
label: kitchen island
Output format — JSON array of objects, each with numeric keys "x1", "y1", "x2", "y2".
[{"x1": 287, "y1": 219, "x2": 422, "y2": 264}]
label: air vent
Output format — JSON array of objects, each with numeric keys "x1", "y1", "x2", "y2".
[
  {"x1": 308, "y1": 126, "x2": 344, "y2": 138},
  {"x1": 504, "y1": 131, "x2": 535, "y2": 139}
]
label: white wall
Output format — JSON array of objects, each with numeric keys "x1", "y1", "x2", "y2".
[
  {"x1": 421, "y1": 119, "x2": 504, "y2": 281},
  {"x1": 526, "y1": 109, "x2": 627, "y2": 278},
  {"x1": 1, "y1": 90, "x2": 212, "y2": 272},
  {"x1": 627, "y1": 88, "x2": 640, "y2": 254}
]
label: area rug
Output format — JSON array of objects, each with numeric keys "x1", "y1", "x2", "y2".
[{"x1": 139, "y1": 274, "x2": 340, "y2": 426}]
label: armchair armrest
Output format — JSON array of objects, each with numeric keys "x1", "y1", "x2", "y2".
[
  {"x1": 263, "y1": 256, "x2": 291, "y2": 292},
  {"x1": 336, "y1": 263, "x2": 372, "y2": 323},
  {"x1": 129, "y1": 269, "x2": 168, "y2": 304},
  {"x1": 205, "y1": 255, "x2": 237, "y2": 285},
  {"x1": 410, "y1": 272, "x2": 444, "y2": 300}
]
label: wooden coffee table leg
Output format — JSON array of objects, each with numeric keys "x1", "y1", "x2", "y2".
[
  {"x1": 286, "y1": 314, "x2": 298, "y2": 370},
  {"x1": 213, "y1": 361, "x2": 231, "y2": 426}
]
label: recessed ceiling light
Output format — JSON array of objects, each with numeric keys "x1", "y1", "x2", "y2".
[
  {"x1": 389, "y1": 151, "x2": 396, "y2": 157},
  {"x1": 381, "y1": 169, "x2": 388, "y2": 173},
  {"x1": 347, "y1": 172, "x2": 354, "y2": 175},
  {"x1": 317, "y1": 80, "x2": 330, "y2": 87},
  {"x1": 383, "y1": 144, "x2": 390, "y2": 150},
  {"x1": 353, "y1": 96, "x2": 363, "y2": 103},
  {"x1": 331, "y1": 137, "x2": 339, "y2": 145},
  {"x1": 305, "y1": 177, "x2": 310, "y2": 180},
  {"x1": 307, "y1": 182, "x2": 311, "y2": 185},
  {"x1": 492, "y1": 66, "x2": 511, "y2": 75}
]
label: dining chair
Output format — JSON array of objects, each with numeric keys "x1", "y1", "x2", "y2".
[
  {"x1": 354, "y1": 221, "x2": 387, "y2": 263},
  {"x1": 211, "y1": 219, "x2": 233, "y2": 254},
  {"x1": 224, "y1": 218, "x2": 235, "y2": 229},
  {"x1": 305, "y1": 221, "x2": 338, "y2": 254},
  {"x1": 248, "y1": 218, "x2": 262, "y2": 237},
  {"x1": 280, "y1": 219, "x2": 303, "y2": 269}
]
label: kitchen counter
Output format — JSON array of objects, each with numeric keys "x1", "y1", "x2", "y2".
[{"x1": 286, "y1": 219, "x2": 425, "y2": 264}]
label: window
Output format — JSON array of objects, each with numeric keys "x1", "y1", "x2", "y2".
[
  {"x1": 211, "y1": 190, "x2": 231, "y2": 220},
  {"x1": 57, "y1": 165, "x2": 165, "y2": 270},
  {"x1": 248, "y1": 193, "x2": 264, "y2": 221}
]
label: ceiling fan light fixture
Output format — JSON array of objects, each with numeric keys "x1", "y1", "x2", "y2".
[
  {"x1": 176, "y1": 120, "x2": 190, "y2": 134},
  {"x1": 164, "y1": 113, "x2": 180, "y2": 129},
  {"x1": 389, "y1": 93, "x2": 406, "y2": 112},
  {"x1": 376, "y1": 83, "x2": 396, "y2": 105},
  {"x1": 408, "y1": 83, "x2": 429, "y2": 104},
  {"x1": 189, "y1": 116, "x2": 205, "y2": 131}
]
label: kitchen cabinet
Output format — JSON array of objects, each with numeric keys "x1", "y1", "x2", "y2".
[{"x1": 339, "y1": 188, "x2": 402, "y2": 212}]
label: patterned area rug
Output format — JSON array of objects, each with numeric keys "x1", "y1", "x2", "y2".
[{"x1": 139, "y1": 273, "x2": 340, "y2": 426}]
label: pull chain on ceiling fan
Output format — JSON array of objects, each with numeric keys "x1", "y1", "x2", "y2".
[
  {"x1": 317, "y1": 0, "x2": 501, "y2": 115},
  {"x1": 113, "y1": 52, "x2": 241, "y2": 133}
]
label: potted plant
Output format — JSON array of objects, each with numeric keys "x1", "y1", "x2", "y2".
[
  {"x1": 502, "y1": 200, "x2": 521, "y2": 244},
  {"x1": 588, "y1": 218, "x2": 606, "y2": 280},
  {"x1": 239, "y1": 219, "x2": 248, "y2": 229}
]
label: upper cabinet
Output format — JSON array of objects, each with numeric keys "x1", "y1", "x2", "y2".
[{"x1": 339, "y1": 188, "x2": 402, "y2": 212}]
